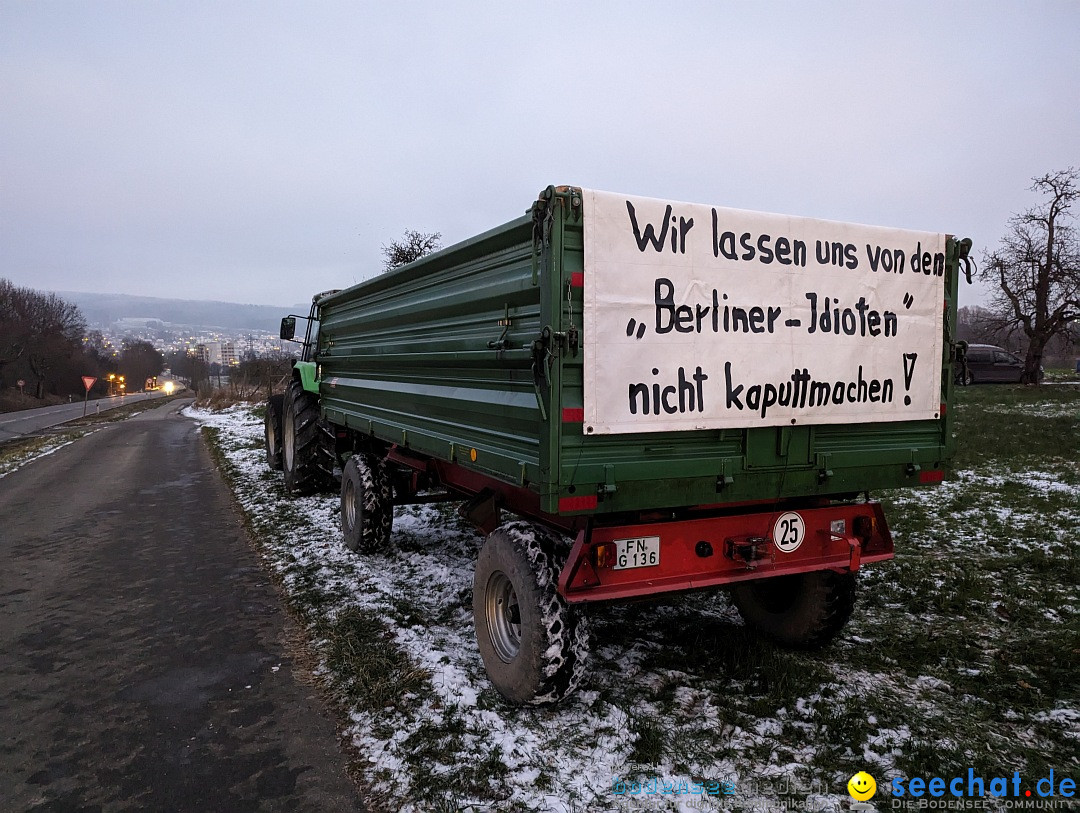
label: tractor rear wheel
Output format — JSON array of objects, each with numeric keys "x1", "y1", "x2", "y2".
[{"x1": 281, "y1": 380, "x2": 335, "y2": 496}]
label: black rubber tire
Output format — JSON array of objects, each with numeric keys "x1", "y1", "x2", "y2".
[
  {"x1": 730, "y1": 570, "x2": 856, "y2": 649},
  {"x1": 281, "y1": 379, "x2": 335, "y2": 496},
  {"x1": 340, "y1": 454, "x2": 394, "y2": 553},
  {"x1": 473, "y1": 521, "x2": 590, "y2": 705},
  {"x1": 963, "y1": 371, "x2": 975, "y2": 386},
  {"x1": 264, "y1": 394, "x2": 285, "y2": 471}
]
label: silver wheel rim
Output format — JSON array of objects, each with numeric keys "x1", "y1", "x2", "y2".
[
  {"x1": 343, "y1": 476, "x2": 357, "y2": 531},
  {"x1": 485, "y1": 571, "x2": 521, "y2": 663},
  {"x1": 283, "y1": 407, "x2": 295, "y2": 469}
]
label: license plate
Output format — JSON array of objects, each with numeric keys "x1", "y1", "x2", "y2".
[{"x1": 613, "y1": 536, "x2": 660, "y2": 570}]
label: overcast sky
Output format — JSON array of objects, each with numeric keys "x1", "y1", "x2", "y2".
[{"x1": 2, "y1": 1, "x2": 1077, "y2": 308}]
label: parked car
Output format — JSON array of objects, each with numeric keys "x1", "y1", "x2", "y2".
[{"x1": 956, "y1": 343, "x2": 1042, "y2": 384}]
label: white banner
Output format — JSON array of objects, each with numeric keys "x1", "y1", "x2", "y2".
[{"x1": 582, "y1": 189, "x2": 947, "y2": 434}]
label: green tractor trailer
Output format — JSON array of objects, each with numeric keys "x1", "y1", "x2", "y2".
[{"x1": 265, "y1": 185, "x2": 971, "y2": 705}]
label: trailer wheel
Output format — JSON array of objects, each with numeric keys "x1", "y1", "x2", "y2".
[
  {"x1": 281, "y1": 380, "x2": 335, "y2": 496},
  {"x1": 340, "y1": 454, "x2": 393, "y2": 553},
  {"x1": 264, "y1": 394, "x2": 284, "y2": 470},
  {"x1": 473, "y1": 521, "x2": 590, "y2": 705},
  {"x1": 730, "y1": 570, "x2": 856, "y2": 649}
]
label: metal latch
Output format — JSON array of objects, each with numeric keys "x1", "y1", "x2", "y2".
[
  {"x1": 530, "y1": 333, "x2": 551, "y2": 421},
  {"x1": 488, "y1": 318, "x2": 512, "y2": 350},
  {"x1": 539, "y1": 324, "x2": 578, "y2": 355}
]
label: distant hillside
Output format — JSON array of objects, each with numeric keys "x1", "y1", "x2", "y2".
[{"x1": 56, "y1": 291, "x2": 305, "y2": 332}]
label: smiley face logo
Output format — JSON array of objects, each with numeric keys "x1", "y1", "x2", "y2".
[{"x1": 847, "y1": 771, "x2": 877, "y2": 801}]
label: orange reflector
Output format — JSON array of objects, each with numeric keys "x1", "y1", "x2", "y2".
[{"x1": 469, "y1": 448, "x2": 478, "y2": 462}]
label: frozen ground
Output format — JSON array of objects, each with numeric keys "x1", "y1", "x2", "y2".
[
  {"x1": 186, "y1": 398, "x2": 1078, "y2": 813},
  {"x1": 0, "y1": 430, "x2": 97, "y2": 479}
]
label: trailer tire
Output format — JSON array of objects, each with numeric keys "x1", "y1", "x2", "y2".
[
  {"x1": 264, "y1": 394, "x2": 285, "y2": 470},
  {"x1": 281, "y1": 379, "x2": 335, "y2": 496},
  {"x1": 473, "y1": 521, "x2": 589, "y2": 705},
  {"x1": 340, "y1": 454, "x2": 393, "y2": 553},
  {"x1": 730, "y1": 570, "x2": 856, "y2": 649}
]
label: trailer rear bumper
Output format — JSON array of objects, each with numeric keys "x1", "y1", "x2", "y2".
[{"x1": 557, "y1": 502, "x2": 893, "y2": 604}]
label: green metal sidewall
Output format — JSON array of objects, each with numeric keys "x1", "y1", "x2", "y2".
[{"x1": 306, "y1": 186, "x2": 963, "y2": 519}]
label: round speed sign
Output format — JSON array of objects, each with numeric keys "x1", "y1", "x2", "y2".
[{"x1": 772, "y1": 511, "x2": 806, "y2": 553}]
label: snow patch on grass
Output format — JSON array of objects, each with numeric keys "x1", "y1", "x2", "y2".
[
  {"x1": 186, "y1": 400, "x2": 1079, "y2": 812},
  {"x1": 0, "y1": 430, "x2": 97, "y2": 479}
]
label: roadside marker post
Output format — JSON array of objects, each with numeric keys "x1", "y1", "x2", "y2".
[{"x1": 81, "y1": 376, "x2": 97, "y2": 417}]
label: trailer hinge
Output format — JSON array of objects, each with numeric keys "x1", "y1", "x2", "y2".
[
  {"x1": 716, "y1": 458, "x2": 735, "y2": 491},
  {"x1": 957, "y1": 237, "x2": 975, "y2": 285},
  {"x1": 815, "y1": 453, "x2": 833, "y2": 484},
  {"x1": 531, "y1": 190, "x2": 556, "y2": 286},
  {"x1": 600, "y1": 464, "x2": 616, "y2": 495},
  {"x1": 537, "y1": 324, "x2": 577, "y2": 356}
]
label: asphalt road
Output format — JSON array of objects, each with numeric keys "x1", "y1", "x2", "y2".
[
  {"x1": 0, "y1": 398, "x2": 364, "y2": 812},
  {"x1": 0, "y1": 391, "x2": 169, "y2": 442}
]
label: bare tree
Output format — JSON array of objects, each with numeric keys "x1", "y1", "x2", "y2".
[
  {"x1": 381, "y1": 229, "x2": 442, "y2": 272},
  {"x1": 956, "y1": 306, "x2": 1012, "y2": 347},
  {"x1": 190, "y1": 356, "x2": 211, "y2": 397},
  {"x1": 0, "y1": 278, "x2": 28, "y2": 378},
  {"x1": 0, "y1": 280, "x2": 89, "y2": 397},
  {"x1": 119, "y1": 339, "x2": 164, "y2": 391},
  {"x1": 982, "y1": 168, "x2": 1080, "y2": 382},
  {"x1": 27, "y1": 293, "x2": 86, "y2": 397},
  {"x1": 228, "y1": 352, "x2": 294, "y2": 400}
]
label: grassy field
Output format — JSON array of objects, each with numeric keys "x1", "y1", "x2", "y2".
[{"x1": 189, "y1": 379, "x2": 1079, "y2": 812}]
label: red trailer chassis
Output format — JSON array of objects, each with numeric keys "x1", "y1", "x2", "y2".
[
  {"x1": 384, "y1": 444, "x2": 895, "y2": 605},
  {"x1": 557, "y1": 501, "x2": 892, "y2": 603}
]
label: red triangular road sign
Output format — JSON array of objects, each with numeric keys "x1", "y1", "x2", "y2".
[{"x1": 82, "y1": 376, "x2": 97, "y2": 392}]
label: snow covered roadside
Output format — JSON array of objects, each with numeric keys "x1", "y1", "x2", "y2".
[
  {"x1": 0, "y1": 430, "x2": 98, "y2": 480},
  {"x1": 186, "y1": 403, "x2": 1078, "y2": 812}
]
